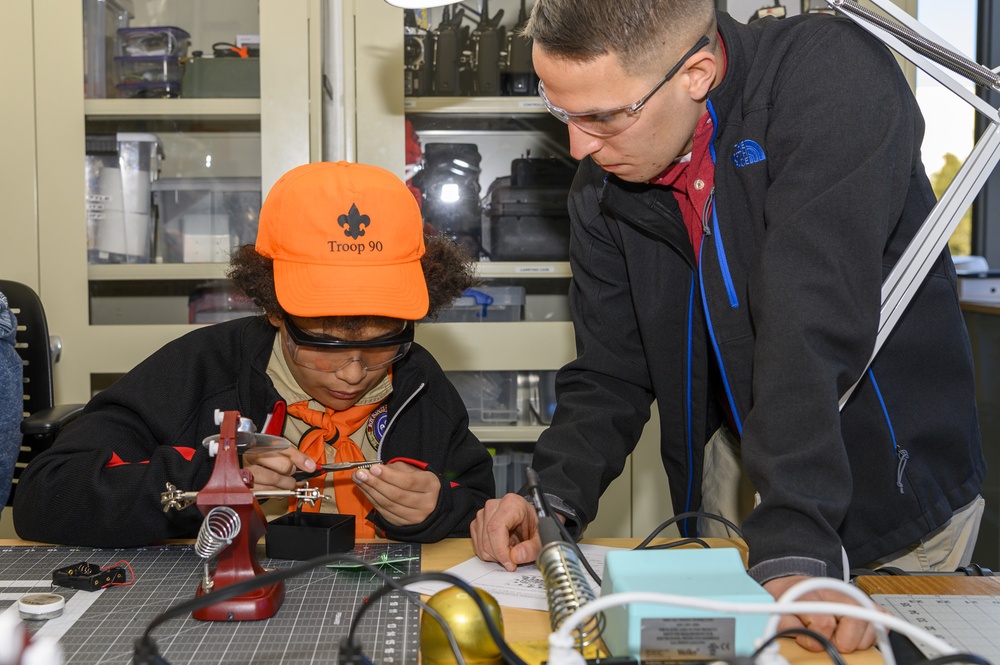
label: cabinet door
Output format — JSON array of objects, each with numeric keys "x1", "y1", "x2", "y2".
[
  {"x1": 349, "y1": 0, "x2": 674, "y2": 538},
  {"x1": 33, "y1": 0, "x2": 319, "y2": 403}
]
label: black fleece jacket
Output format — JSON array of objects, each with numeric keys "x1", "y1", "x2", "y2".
[
  {"x1": 531, "y1": 12, "x2": 984, "y2": 582},
  {"x1": 14, "y1": 316, "x2": 494, "y2": 546}
]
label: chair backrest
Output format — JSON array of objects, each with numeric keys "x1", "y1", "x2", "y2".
[
  {"x1": 0, "y1": 280, "x2": 55, "y2": 507},
  {"x1": 0, "y1": 280, "x2": 54, "y2": 418}
]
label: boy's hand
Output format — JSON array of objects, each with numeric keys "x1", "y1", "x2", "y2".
[
  {"x1": 242, "y1": 448, "x2": 317, "y2": 492},
  {"x1": 352, "y1": 462, "x2": 440, "y2": 526}
]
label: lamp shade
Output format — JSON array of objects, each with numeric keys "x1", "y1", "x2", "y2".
[{"x1": 383, "y1": 0, "x2": 459, "y2": 7}]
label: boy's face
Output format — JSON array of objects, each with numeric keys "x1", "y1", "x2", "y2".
[{"x1": 271, "y1": 314, "x2": 409, "y2": 412}]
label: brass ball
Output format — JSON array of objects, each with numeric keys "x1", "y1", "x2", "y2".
[{"x1": 420, "y1": 586, "x2": 505, "y2": 665}]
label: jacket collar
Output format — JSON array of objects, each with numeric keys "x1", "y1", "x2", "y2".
[
  {"x1": 707, "y1": 12, "x2": 753, "y2": 138},
  {"x1": 598, "y1": 168, "x2": 697, "y2": 268}
]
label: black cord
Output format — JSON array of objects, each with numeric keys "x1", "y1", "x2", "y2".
[
  {"x1": 643, "y1": 537, "x2": 712, "y2": 550},
  {"x1": 343, "y1": 570, "x2": 467, "y2": 665},
  {"x1": 921, "y1": 654, "x2": 994, "y2": 665},
  {"x1": 351, "y1": 571, "x2": 530, "y2": 665},
  {"x1": 134, "y1": 553, "x2": 467, "y2": 665},
  {"x1": 526, "y1": 471, "x2": 603, "y2": 586},
  {"x1": 753, "y1": 628, "x2": 848, "y2": 665},
  {"x1": 634, "y1": 510, "x2": 744, "y2": 550}
]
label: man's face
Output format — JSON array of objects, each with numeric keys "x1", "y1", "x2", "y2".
[
  {"x1": 533, "y1": 44, "x2": 710, "y2": 183},
  {"x1": 272, "y1": 315, "x2": 405, "y2": 412}
]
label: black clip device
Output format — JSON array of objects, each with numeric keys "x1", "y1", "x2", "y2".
[{"x1": 52, "y1": 561, "x2": 126, "y2": 591}]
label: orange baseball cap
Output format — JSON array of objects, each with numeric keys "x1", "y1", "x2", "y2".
[{"x1": 255, "y1": 161, "x2": 428, "y2": 319}]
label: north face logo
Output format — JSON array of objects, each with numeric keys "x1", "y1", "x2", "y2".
[
  {"x1": 732, "y1": 140, "x2": 766, "y2": 168},
  {"x1": 338, "y1": 203, "x2": 370, "y2": 239}
]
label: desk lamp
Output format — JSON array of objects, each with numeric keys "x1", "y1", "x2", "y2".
[{"x1": 384, "y1": 0, "x2": 458, "y2": 6}]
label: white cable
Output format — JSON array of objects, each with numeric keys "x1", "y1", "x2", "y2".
[
  {"x1": 762, "y1": 578, "x2": 894, "y2": 665},
  {"x1": 547, "y1": 586, "x2": 962, "y2": 665}
]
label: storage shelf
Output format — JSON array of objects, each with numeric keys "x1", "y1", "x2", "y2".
[
  {"x1": 404, "y1": 97, "x2": 546, "y2": 114},
  {"x1": 88, "y1": 263, "x2": 230, "y2": 281},
  {"x1": 88, "y1": 262, "x2": 569, "y2": 281},
  {"x1": 84, "y1": 98, "x2": 261, "y2": 119},
  {"x1": 470, "y1": 425, "x2": 547, "y2": 443},
  {"x1": 475, "y1": 262, "x2": 572, "y2": 278}
]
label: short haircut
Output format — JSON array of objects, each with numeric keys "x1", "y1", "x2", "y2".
[
  {"x1": 228, "y1": 233, "x2": 478, "y2": 330},
  {"x1": 523, "y1": 0, "x2": 716, "y2": 75}
]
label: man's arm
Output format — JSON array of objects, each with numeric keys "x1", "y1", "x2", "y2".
[{"x1": 738, "y1": 19, "x2": 925, "y2": 579}]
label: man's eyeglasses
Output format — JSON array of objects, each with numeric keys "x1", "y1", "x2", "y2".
[
  {"x1": 283, "y1": 318, "x2": 414, "y2": 374},
  {"x1": 538, "y1": 35, "x2": 711, "y2": 138}
]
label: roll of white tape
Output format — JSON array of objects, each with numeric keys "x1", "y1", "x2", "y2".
[{"x1": 18, "y1": 593, "x2": 66, "y2": 621}]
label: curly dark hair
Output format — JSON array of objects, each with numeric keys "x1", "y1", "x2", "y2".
[{"x1": 227, "y1": 233, "x2": 479, "y2": 330}]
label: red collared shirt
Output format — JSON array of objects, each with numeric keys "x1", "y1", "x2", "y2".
[
  {"x1": 651, "y1": 113, "x2": 715, "y2": 263},
  {"x1": 649, "y1": 35, "x2": 726, "y2": 263}
]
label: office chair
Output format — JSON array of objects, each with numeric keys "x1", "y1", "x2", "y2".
[{"x1": 0, "y1": 280, "x2": 85, "y2": 507}]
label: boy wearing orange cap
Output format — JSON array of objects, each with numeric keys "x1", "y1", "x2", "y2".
[{"x1": 14, "y1": 161, "x2": 495, "y2": 546}]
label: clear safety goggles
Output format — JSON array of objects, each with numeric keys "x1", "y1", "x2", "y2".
[
  {"x1": 283, "y1": 318, "x2": 413, "y2": 374},
  {"x1": 537, "y1": 36, "x2": 711, "y2": 138}
]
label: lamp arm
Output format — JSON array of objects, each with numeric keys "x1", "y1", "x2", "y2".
[{"x1": 830, "y1": 0, "x2": 999, "y2": 91}]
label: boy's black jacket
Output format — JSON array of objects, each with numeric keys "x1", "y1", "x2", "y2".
[{"x1": 14, "y1": 316, "x2": 494, "y2": 546}]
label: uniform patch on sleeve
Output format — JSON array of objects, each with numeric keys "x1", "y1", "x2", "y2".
[{"x1": 365, "y1": 404, "x2": 390, "y2": 452}]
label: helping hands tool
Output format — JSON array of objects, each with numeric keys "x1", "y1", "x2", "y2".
[{"x1": 160, "y1": 409, "x2": 313, "y2": 621}]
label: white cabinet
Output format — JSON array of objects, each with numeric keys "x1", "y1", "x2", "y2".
[{"x1": 28, "y1": 0, "x2": 322, "y2": 403}]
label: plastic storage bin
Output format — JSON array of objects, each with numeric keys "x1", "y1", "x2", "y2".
[
  {"x1": 152, "y1": 178, "x2": 262, "y2": 264},
  {"x1": 446, "y1": 371, "x2": 518, "y2": 424},
  {"x1": 188, "y1": 282, "x2": 259, "y2": 324},
  {"x1": 181, "y1": 57, "x2": 261, "y2": 98},
  {"x1": 118, "y1": 26, "x2": 191, "y2": 57},
  {"x1": 84, "y1": 0, "x2": 132, "y2": 98},
  {"x1": 115, "y1": 55, "x2": 181, "y2": 84},
  {"x1": 115, "y1": 81, "x2": 181, "y2": 99},
  {"x1": 432, "y1": 286, "x2": 525, "y2": 322},
  {"x1": 510, "y1": 452, "x2": 532, "y2": 493},
  {"x1": 490, "y1": 449, "x2": 533, "y2": 495},
  {"x1": 491, "y1": 451, "x2": 511, "y2": 498},
  {"x1": 85, "y1": 133, "x2": 161, "y2": 264}
]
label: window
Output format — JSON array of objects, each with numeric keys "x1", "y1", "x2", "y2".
[{"x1": 914, "y1": 0, "x2": 978, "y2": 256}]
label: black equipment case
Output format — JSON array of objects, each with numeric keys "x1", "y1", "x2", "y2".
[{"x1": 483, "y1": 157, "x2": 576, "y2": 261}]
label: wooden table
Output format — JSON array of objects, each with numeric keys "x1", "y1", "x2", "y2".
[
  {"x1": 424, "y1": 537, "x2": 882, "y2": 665},
  {"x1": 856, "y1": 575, "x2": 1000, "y2": 596}
]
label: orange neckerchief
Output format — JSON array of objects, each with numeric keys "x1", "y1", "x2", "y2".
[{"x1": 286, "y1": 388, "x2": 386, "y2": 538}]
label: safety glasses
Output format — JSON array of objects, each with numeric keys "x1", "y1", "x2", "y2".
[
  {"x1": 538, "y1": 35, "x2": 711, "y2": 138},
  {"x1": 283, "y1": 318, "x2": 414, "y2": 374}
]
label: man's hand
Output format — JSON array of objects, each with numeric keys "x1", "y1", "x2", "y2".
[
  {"x1": 764, "y1": 576, "x2": 878, "y2": 653},
  {"x1": 352, "y1": 462, "x2": 441, "y2": 526},
  {"x1": 243, "y1": 448, "x2": 317, "y2": 492},
  {"x1": 470, "y1": 493, "x2": 543, "y2": 571}
]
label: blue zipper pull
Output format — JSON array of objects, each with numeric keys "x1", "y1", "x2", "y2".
[{"x1": 895, "y1": 448, "x2": 909, "y2": 494}]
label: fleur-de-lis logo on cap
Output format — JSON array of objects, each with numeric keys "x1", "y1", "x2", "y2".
[{"x1": 338, "y1": 203, "x2": 370, "y2": 239}]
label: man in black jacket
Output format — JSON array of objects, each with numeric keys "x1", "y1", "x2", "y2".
[
  {"x1": 16, "y1": 161, "x2": 494, "y2": 545},
  {"x1": 470, "y1": 0, "x2": 985, "y2": 653}
]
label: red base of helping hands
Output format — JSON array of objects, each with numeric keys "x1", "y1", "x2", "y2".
[{"x1": 192, "y1": 410, "x2": 284, "y2": 621}]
